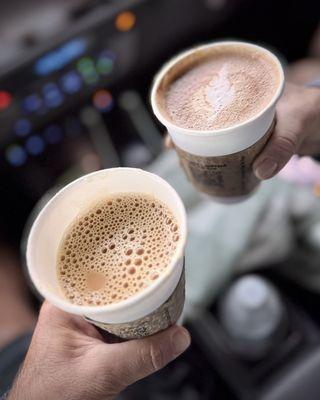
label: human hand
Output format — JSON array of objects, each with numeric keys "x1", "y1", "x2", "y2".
[
  {"x1": 286, "y1": 59, "x2": 320, "y2": 85},
  {"x1": 253, "y1": 83, "x2": 320, "y2": 180},
  {"x1": 164, "y1": 83, "x2": 320, "y2": 180},
  {"x1": 8, "y1": 302, "x2": 190, "y2": 400}
]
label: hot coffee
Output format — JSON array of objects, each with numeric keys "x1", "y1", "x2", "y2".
[
  {"x1": 152, "y1": 42, "x2": 284, "y2": 200},
  {"x1": 57, "y1": 193, "x2": 180, "y2": 306},
  {"x1": 160, "y1": 45, "x2": 280, "y2": 131}
]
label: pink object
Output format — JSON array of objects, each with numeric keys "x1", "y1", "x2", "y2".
[{"x1": 279, "y1": 155, "x2": 320, "y2": 185}]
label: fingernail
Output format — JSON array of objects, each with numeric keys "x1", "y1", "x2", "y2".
[
  {"x1": 172, "y1": 329, "x2": 191, "y2": 355},
  {"x1": 254, "y1": 159, "x2": 278, "y2": 180}
]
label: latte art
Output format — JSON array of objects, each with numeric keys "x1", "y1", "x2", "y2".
[{"x1": 163, "y1": 46, "x2": 280, "y2": 130}]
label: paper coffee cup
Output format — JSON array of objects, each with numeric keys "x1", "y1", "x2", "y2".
[
  {"x1": 151, "y1": 41, "x2": 285, "y2": 202},
  {"x1": 27, "y1": 168, "x2": 187, "y2": 339}
]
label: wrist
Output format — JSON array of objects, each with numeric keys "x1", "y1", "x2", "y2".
[
  {"x1": 7, "y1": 365, "x2": 112, "y2": 400},
  {"x1": 8, "y1": 366, "x2": 66, "y2": 400},
  {"x1": 7, "y1": 366, "x2": 40, "y2": 400}
]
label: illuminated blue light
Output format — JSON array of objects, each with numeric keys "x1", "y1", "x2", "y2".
[
  {"x1": 25, "y1": 135, "x2": 45, "y2": 155},
  {"x1": 43, "y1": 83, "x2": 64, "y2": 108},
  {"x1": 13, "y1": 118, "x2": 32, "y2": 137},
  {"x1": 60, "y1": 71, "x2": 82, "y2": 94},
  {"x1": 5, "y1": 145, "x2": 27, "y2": 167},
  {"x1": 44, "y1": 124, "x2": 63, "y2": 144},
  {"x1": 23, "y1": 94, "x2": 42, "y2": 113},
  {"x1": 34, "y1": 38, "x2": 88, "y2": 76}
]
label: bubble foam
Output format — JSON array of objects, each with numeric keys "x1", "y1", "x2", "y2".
[
  {"x1": 57, "y1": 193, "x2": 180, "y2": 306},
  {"x1": 164, "y1": 47, "x2": 279, "y2": 130}
]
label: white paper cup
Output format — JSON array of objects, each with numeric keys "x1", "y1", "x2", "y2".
[
  {"x1": 27, "y1": 168, "x2": 187, "y2": 338},
  {"x1": 151, "y1": 41, "x2": 285, "y2": 201}
]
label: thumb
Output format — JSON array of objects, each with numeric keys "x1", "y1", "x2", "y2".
[
  {"x1": 98, "y1": 326, "x2": 190, "y2": 389},
  {"x1": 253, "y1": 124, "x2": 300, "y2": 180}
]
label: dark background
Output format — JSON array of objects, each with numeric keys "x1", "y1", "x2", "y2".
[
  {"x1": 1, "y1": 0, "x2": 319, "y2": 249},
  {"x1": 1, "y1": 1, "x2": 320, "y2": 399}
]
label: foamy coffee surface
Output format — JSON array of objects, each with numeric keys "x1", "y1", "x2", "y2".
[
  {"x1": 57, "y1": 193, "x2": 180, "y2": 306},
  {"x1": 163, "y1": 46, "x2": 279, "y2": 130}
]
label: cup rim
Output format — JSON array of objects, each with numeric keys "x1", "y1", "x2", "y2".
[
  {"x1": 26, "y1": 168, "x2": 187, "y2": 316},
  {"x1": 150, "y1": 40, "x2": 285, "y2": 137}
]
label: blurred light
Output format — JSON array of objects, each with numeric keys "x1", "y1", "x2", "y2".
[
  {"x1": 77, "y1": 57, "x2": 94, "y2": 72},
  {"x1": 5, "y1": 145, "x2": 27, "y2": 167},
  {"x1": 44, "y1": 124, "x2": 63, "y2": 144},
  {"x1": 77, "y1": 58, "x2": 99, "y2": 84},
  {"x1": 83, "y1": 72, "x2": 99, "y2": 85},
  {"x1": 0, "y1": 91, "x2": 12, "y2": 110},
  {"x1": 60, "y1": 71, "x2": 82, "y2": 94},
  {"x1": 92, "y1": 89, "x2": 114, "y2": 112},
  {"x1": 61, "y1": 38, "x2": 87, "y2": 58},
  {"x1": 23, "y1": 94, "x2": 42, "y2": 113},
  {"x1": 115, "y1": 11, "x2": 136, "y2": 32},
  {"x1": 25, "y1": 135, "x2": 45, "y2": 155},
  {"x1": 13, "y1": 118, "x2": 32, "y2": 137},
  {"x1": 119, "y1": 90, "x2": 139, "y2": 110},
  {"x1": 34, "y1": 38, "x2": 87, "y2": 76},
  {"x1": 97, "y1": 57, "x2": 113, "y2": 75},
  {"x1": 43, "y1": 83, "x2": 64, "y2": 108}
]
